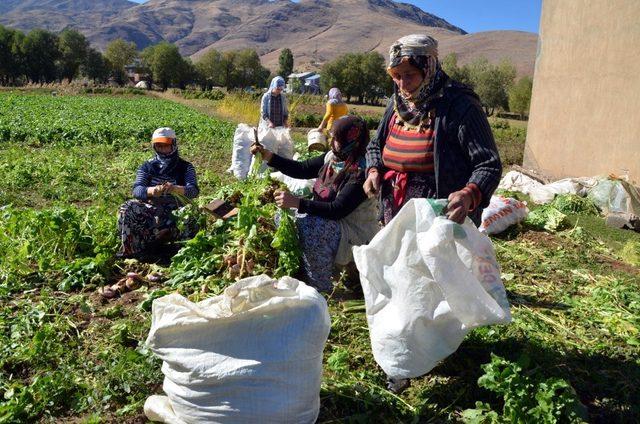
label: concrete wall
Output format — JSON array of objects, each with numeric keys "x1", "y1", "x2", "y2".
[{"x1": 524, "y1": 0, "x2": 640, "y2": 184}]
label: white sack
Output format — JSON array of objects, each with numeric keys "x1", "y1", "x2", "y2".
[
  {"x1": 144, "y1": 275, "x2": 331, "y2": 424},
  {"x1": 227, "y1": 123, "x2": 254, "y2": 180},
  {"x1": 270, "y1": 171, "x2": 315, "y2": 197},
  {"x1": 529, "y1": 177, "x2": 598, "y2": 204},
  {"x1": 587, "y1": 178, "x2": 630, "y2": 214},
  {"x1": 480, "y1": 196, "x2": 529, "y2": 235},
  {"x1": 353, "y1": 199, "x2": 511, "y2": 380},
  {"x1": 497, "y1": 170, "x2": 543, "y2": 195},
  {"x1": 251, "y1": 127, "x2": 295, "y2": 176}
]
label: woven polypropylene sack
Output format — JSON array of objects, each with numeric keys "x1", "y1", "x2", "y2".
[
  {"x1": 353, "y1": 199, "x2": 511, "y2": 379},
  {"x1": 144, "y1": 275, "x2": 330, "y2": 424}
]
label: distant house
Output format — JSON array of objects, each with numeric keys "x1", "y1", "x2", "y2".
[
  {"x1": 286, "y1": 72, "x2": 320, "y2": 94},
  {"x1": 124, "y1": 59, "x2": 149, "y2": 84}
]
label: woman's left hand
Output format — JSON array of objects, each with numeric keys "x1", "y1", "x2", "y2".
[
  {"x1": 446, "y1": 190, "x2": 473, "y2": 224},
  {"x1": 274, "y1": 190, "x2": 300, "y2": 209}
]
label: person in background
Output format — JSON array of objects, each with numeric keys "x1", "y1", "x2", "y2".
[
  {"x1": 251, "y1": 115, "x2": 378, "y2": 293},
  {"x1": 116, "y1": 127, "x2": 200, "y2": 260},
  {"x1": 317, "y1": 87, "x2": 348, "y2": 136},
  {"x1": 261, "y1": 76, "x2": 289, "y2": 128},
  {"x1": 363, "y1": 34, "x2": 502, "y2": 393}
]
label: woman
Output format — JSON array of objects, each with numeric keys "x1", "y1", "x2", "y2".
[
  {"x1": 364, "y1": 34, "x2": 502, "y2": 226},
  {"x1": 117, "y1": 127, "x2": 200, "y2": 259},
  {"x1": 260, "y1": 76, "x2": 289, "y2": 128},
  {"x1": 317, "y1": 87, "x2": 348, "y2": 136},
  {"x1": 251, "y1": 115, "x2": 378, "y2": 293},
  {"x1": 363, "y1": 34, "x2": 502, "y2": 394}
]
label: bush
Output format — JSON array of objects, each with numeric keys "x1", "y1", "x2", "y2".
[
  {"x1": 180, "y1": 89, "x2": 225, "y2": 101},
  {"x1": 291, "y1": 113, "x2": 322, "y2": 128}
]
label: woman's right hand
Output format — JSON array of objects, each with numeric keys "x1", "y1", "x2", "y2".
[
  {"x1": 363, "y1": 169, "x2": 381, "y2": 198},
  {"x1": 250, "y1": 144, "x2": 273, "y2": 162}
]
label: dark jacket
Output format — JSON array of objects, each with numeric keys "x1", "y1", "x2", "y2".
[
  {"x1": 366, "y1": 79, "x2": 502, "y2": 224},
  {"x1": 132, "y1": 157, "x2": 199, "y2": 201}
]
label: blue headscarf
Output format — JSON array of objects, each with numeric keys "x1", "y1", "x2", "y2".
[{"x1": 269, "y1": 76, "x2": 285, "y2": 92}]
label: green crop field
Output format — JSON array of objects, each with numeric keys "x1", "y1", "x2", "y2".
[{"x1": 0, "y1": 91, "x2": 638, "y2": 423}]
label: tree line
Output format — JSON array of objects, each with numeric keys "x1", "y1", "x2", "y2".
[
  {"x1": 0, "y1": 25, "x2": 532, "y2": 116},
  {"x1": 0, "y1": 26, "x2": 272, "y2": 91}
]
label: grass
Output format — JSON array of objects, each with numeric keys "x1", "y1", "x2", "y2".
[{"x1": 0, "y1": 92, "x2": 638, "y2": 423}]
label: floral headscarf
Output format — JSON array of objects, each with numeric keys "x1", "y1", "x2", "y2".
[
  {"x1": 328, "y1": 87, "x2": 343, "y2": 105},
  {"x1": 388, "y1": 34, "x2": 447, "y2": 128},
  {"x1": 313, "y1": 116, "x2": 369, "y2": 202}
]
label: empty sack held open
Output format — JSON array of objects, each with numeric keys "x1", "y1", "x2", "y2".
[{"x1": 353, "y1": 199, "x2": 511, "y2": 380}]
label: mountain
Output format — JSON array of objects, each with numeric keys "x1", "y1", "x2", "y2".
[
  {"x1": 0, "y1": 0, "x2": 537, "y2": 76},
  {"x1": 0, "y1": 0, "x2": 136, "y2": 33}
]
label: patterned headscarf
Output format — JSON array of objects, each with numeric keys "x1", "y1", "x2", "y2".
[
  {"x1": 388, "y1": 34, "x2": 447, "y2": 128},
  {"x1": 269, "y1": 76, "x2": 285, "y2": 92},
  {"x1": 328, "y1": 87, "x2": 343, "y2": 105},
  {"x1": 313, "y1": 116, "x2": 369, "y2": 202}
]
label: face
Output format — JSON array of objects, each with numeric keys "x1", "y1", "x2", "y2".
[
  {"x1": 272, "y1": 86, "x2": 283, "y2": 95},
  {"x1": 154, "y1": 143, "x2": 173, "y2": 154},
  {"x1": 388, "y1": 61, "x2": 424, "y2": 95}
]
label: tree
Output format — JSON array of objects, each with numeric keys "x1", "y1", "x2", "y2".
[
  {"x1": 509, "y1": 76, "x2": 533, "y2": 118},
  {"x1": 441, "y1": 53, "x2": 471, "y2": 86},
  {"x1": 235, "y1": 49, "x2": 270, "y2": 88},
  {"x1": 142, "y1": 42, "x2": 187, "y2": 91},
  {"x1": 82, "y1": 48, "x2": 109, "y2": 84},
  {"x1": 104, "y1": 38, "x2": 137, "y2": 85},
  {"x1": 57, "y1": 29, "x2": 88, "y2": 82},
  {"x1": 219, "y1": 51, "x2": 238, "y2": 89},
  {"x1": 320, "y1": 51, "x2": 388, "y2": 104},
  {"x1": 277, "y1": 48, "x2": 294, "y2": 79},
  {"x1": 0, "y1": 25, "x2": 25, "y2": 85},
  {"x1": 467, "y1": 57, "x2": 516, "y2": 116},
  {"x1": 22, "y1": 29, "x2": 60, "y2": 83},
  {"x1": 195, "y1": 49, "x2": 223, "y2": 89}
]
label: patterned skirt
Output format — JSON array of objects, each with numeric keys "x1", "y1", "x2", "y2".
[
  {"x1": 117, "y1": 200, "x2": 197, "y2": 257},
  {"x1": 380, "y1": 172, "x2": 438, "y2": 225},
  {"x1": 276, "y1": 212, "x2": 341, "y2": 292}
]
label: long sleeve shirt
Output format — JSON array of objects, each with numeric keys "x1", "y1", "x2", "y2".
[
  {"x1": 269, "y1": 153, "x2": 367, "y2": 220},
  {"x1": 132, "y1": 158, "x2": 199, "y2": 201},
  {"x1": 366, "y1": 79, "x2": 501, "y2": 224}
]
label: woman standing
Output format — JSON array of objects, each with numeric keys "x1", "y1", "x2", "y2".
[
  {"x1": 260, "y1": 76, "x2": 289, "y2": 128},
  {"x1": 362, "y1": 34, "x2": 502, "y2": 394},
  {"x1": 317, "y1": 87, "x2": 348, "y2": 136},
  {"x1": 364, "y1": 34, "x2": 501, "y2": 227}
]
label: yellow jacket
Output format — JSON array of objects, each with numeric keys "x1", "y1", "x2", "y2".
[{"x1": 323, "y1": 102, "x2": 348, "y2": 133}]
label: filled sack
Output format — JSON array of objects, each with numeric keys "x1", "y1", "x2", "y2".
[
  {"x1": 480, "y1": 196, "x2": 529, "y2": 235},
  {"x1": 144, "y1": 275, "x2": 331, "y2": 424}
]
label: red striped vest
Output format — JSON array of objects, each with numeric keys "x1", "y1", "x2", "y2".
[{"x1": 382, "y1": 112, "x2": 435, "y2": 173}]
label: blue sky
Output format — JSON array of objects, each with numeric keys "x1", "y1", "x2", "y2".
[{"x1": 130, "y1": 0, "x2": 542, "y2": 34}]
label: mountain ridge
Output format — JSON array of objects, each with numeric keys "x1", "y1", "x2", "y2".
[{"x1": 0, "y1": 0, "x2": 537, "y2": 76}]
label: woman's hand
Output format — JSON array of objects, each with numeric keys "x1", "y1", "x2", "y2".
[
  {"x1": 268, "y1": 120, "x2": 275, "y2": 128},
  {"x1": 148, "y1": 184, "x2": 165, "y2": 197},
  {"x1": 250, "y1": 143, "x2": 274, "y2": 162},
  {"x1": 446, "y1": 189, "x2": 473, "y2": 224},
  {"x1": 363, "y1": 168, "x2": 381, "y2": 198},
  {"x1": 274, "y1": 190, "x2": 300, "y2": 209}
]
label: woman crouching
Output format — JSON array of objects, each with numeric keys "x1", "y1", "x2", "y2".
[{"x1": 251, "y1": 115, "x2": 379, "y2": 293}]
